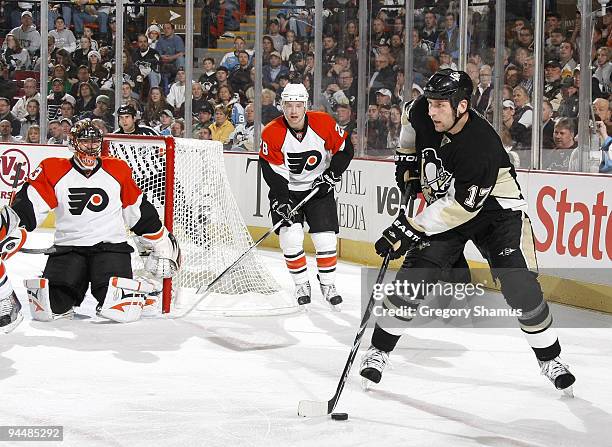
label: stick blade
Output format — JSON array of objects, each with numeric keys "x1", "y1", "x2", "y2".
[{"x1": 297, "y1": 399, "x2": 330, "y2": 417}]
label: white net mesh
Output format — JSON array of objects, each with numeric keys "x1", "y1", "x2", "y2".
[{"x1": 104, "y1": 135, "x2": 296, "y2": 316}]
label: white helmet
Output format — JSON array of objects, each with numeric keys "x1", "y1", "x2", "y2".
[{"x1": 281, "y1": 83, "x2": 309, "y2": 107}]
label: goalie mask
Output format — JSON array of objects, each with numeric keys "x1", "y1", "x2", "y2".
[
  {"x1": 69, "y1": 119, "x2": 103, "y2": 170},
  {"x1": 281, "y1": 83, "x2": 309, "y2": 127}
]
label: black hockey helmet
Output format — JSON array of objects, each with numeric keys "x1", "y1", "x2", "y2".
[
  {"x1": 117, "y1": 104, "x2": 137, "y2": 117},
  {"x1": 423, "y1": 69, "x2": 473, "y2": 110}
]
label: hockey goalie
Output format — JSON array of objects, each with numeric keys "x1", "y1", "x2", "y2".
[{"x1": 3, "y1": 119, "x2": 181, "y2": 324}]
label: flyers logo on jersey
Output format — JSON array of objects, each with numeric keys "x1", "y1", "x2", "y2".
[
  {"x1": 286, "y1": 151, "x2": 323, "y2": 174},
  {"x1": 68, "y1": 188, "x2": 110, "y2": 215}
]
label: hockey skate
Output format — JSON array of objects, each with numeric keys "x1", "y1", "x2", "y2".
[
  {"x1": 0, "y1": 293, "x2": 23, "y2": 333},
  {"x1": 360, "y1": 346, "x2": 390, "y2": 389},
  {"x1": 295, "y1": 281, "x2": 312, "y2": 307},
  {"x1": 317, "y1": 275, "x2": 342, "y2": 309},
  {"x1": 538, "y1": 356, "x2": 575, "y2": 397}
]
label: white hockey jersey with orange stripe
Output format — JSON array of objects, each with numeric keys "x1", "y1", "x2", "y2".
[
  {"x1": 12, "y1": 157, "x2": 162, "y2": 246},
  {"x1": 259, "y1": 111, "x2": 349, "y2": 191}
]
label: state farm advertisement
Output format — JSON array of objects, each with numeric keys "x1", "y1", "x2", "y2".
[{"x1": 0, "y1": 143, "x2": 72, "y2": 205}]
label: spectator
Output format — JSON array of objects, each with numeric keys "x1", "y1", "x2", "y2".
[
  {"x1": 156, "y1": 22, "x2": 186, "y2": 86},
  {"x1": 170, "y1": 119, "x2": 185, "y2": 138},
  {"x1": 0, "y1": 97, "x2": 21, "y2": 136},
  {"x1": 559, "y1": 41, "x2": 577, "y2": 77},
  {"x1": 421, "y1": 10, "x2": 439, "y2": 51},
  {"x1": 574, "y1": 64, "x2": 604, "y2": 101},
  {"x1": 335, "y1": 102, "x2": 354, "y2": 133},
  {"x1": 60, "y1": 118, "x2": 72, "y2": 138},
  {"x1": 59, "y1": 100, "x2": 76, "y2": 123},
  {"x1": 543, "y1": 117, "x2": 578, "y2": 171},
  {"x1": 322, "y1": 35, "x2": 339, "y2": 75},
  {"x1": 146, "y1": 24, "x2": 162, "y2": 50},
  {"x1": 519, "y1": 56, "x2": 535, "y2": 96},
  {"x1": 387, "y1": 104, "x2": 402, "y2": 150},
  {"x1": 1, "y1": 33, "x2": 30, "y2": 71},
  {"x1": 230, "y1": 102, "x2": 255, "y2": 151},
  {"x1": 267, "y1": 19, "x2": 285, "y2": 53},
  {"x1": 216, "y1": 85, "x2": 244, "y2": 125},
  {"x1": 435, "y1": 13, "x2": 460, "y2": 61},
  {"x1": 72, "y1": 0, "x2": 108, "y2": 38},
  {"x1": 502, "y1": 84, "x2": 513, "y2": 101},
  {"x1": 7, "y1": 11, "x2": 40, "y2": 59},
  {"x1": 263, "y1": 51, "x2": 289, "y2": 91},
  {"x1": 325, "y1": 68, "x2": 357, "y2": 112},
  {"x1": 49, "y1": 16, "x2": 77, "y2": 53},
  {"x1": 91, "y1": 118, "x2": 109, "y2": 136},
  {"x1": 466, "y1": 62, "x2": 480, "y2": 89},
  {"x1": 371, "y1": 17, "x2": 390, "y2": 49},
  {"x1": 0, "y1": 120, "x2": 19, "y2": 142},
  {"x1": 25, "y1": 124, "x2": 40, "y2": 143},
  {"x1": 557, "y1": 77, "x2": 579, "y2": 118},
  {"x1": 70, "y1": 65, "x2": 99, "y2": 98},
  {"x1": 73, "y1": 36, "x2": 93, "y2": 68},
  {"x1": 19, "y1": 98, "x2": 39, "y2": 139},
  {"x1": 594, "y1": 47, "x2": 612, "y2": 94},
  {"x1": 120, "y1": 81, "x2": 142, "y2": 113},
  {"x1": 12, "y1": 78, "x2": 40, "y2": 120},
  {"x1": 134, "y1": 34, "x2": 161, "y2": 90},
  {"x1": 198, "y1": 126, "x2": 213, "y2": 140},
  {"x1": 47, "y1": 119, "x2": 68, "y2": 145},
  {"x1": 198, "y1": 57, "x2": 217, "y2": 90},
  {"x1": 261, "y1": 88, "x2": 281, "y2": 124},
  {"x1": 166, "y1": 67, "x2": 187, "y2": 111},
  {"x1": 515, "y1": 24, "x2": 534, "y2": 52},
  {"x1": 101, "y1": 16, "x2": 117, "y2": 49},
  {"x1": 47, "y1": 63, "x2": 73, "y2": 95},
  {"x1": 438, "y1": 50, "x2": 457, "y2": 70},
  {"x1": 366, "y1": 104, "x2": 386, "y2": 151},
  {"x1": 82, "y1": 26, "x2": 98, "y2": 50},
  {"x1": 261, "y1": 35, "x2": 275, "y2": 66},
  {"x1": 229, "y1": 50, "x2": 252, "y2": 99},
  {"x1": 593, "y1": 97, "x2": 612, "y2": 133},
  {"x1": 505, "y1": 65, "x2": 521, "y2": 88},
  {"x1": 595, "y1": 119, "x2": 612, "y2": 173},
  {"x1": 375, "y1": 88, "x2": 393, "y2": 107},
  {"x1": 142, "y1": 87, "x2": 171, "y2": 128},
  {"x1": 501, "y1": 99, "x2": 515, "y2": 134},
  {"x1": 545, "y1": 27, "x2": 564, "y2": 62},
  {"x1": 369, "y1": 54, "x2": 395, "y2": 96},
  {"x1": 87, "y1": 51, "x2": 109, "y2": 88},
  {"x1": 178, "y1": 82, "x2": 207, "y2": 118},
  {"x1": 281, "y1": 30, "x2": 296, "y2": 62},
  {"x1": 542, "y1": 100, "x2": 555, "y2": 149},
  {"x1": 0, "y1": 63, "x2": 17, "y2": 100},
  {"x1": 79, "y1": 95, "x2": 114, "y2": 130},
  {"x1": 510, "y1": 85, "x2": 533, "y2": 152},
  {"x1": 210, "y1": 66, "x2": 230, "y2": 99},
  {"x1": 210, "y1": 104, "x2": 235, "y2": 146},
  {"x1": 543, "y1": 60, "x2": 563, "y2": 111},
  {"x1": 193, "y1": 103, "x2": 214, "y2": 137},
  {"x1": 47, "y1": 78, "x2": 75, "y2": 120},
  {"x1": 155, "y1": 109, "x2": 174, "y2": 135},
  {"x1": 221, "y1": 36, "x2": 253, "y2": 71},
  {"x1": 75, "y1": 82, "x2": 97, "y2": 116},
  {"x1": 472, "y1": 64, "x2": 493, "y2": 116}
]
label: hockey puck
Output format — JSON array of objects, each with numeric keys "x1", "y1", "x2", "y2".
[{"x1": 331, "y1": 412, "x2": 349, "y2": 421}]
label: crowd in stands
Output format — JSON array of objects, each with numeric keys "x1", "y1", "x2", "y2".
[{"x1": 0, "y1": 1, "x2": 611, "y2": 172}]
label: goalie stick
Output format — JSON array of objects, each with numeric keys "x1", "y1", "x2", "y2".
[
  {"x1": 169, "y1": 187, "x2": 320, "y2": 319},
  {"x1": 297, "y1": 184, "x2": 414, "y2": 417}
]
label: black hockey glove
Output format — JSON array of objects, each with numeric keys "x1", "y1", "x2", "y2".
[
  {"x1": 394, "y1": 150, "x2": 420, "y2": 198},
  {"x1": 271, "y1": 197, "x2": 294, "y2": 226},
  {"x1": 312, "y1": 169, "x2": 341, "y2": 198},
  {"x1": 375, "y1": 214, "x2": 424, "y2": 259}
]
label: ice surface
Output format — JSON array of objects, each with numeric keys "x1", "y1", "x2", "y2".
[{"x1": 2, "y1": 230, "x2": 611, "y2": 447}]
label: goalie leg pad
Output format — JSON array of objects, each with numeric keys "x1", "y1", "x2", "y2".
[
  {"x1": 98, "y1": 277, "x2": 150, "y2": 323},
  {"x1": 25, "y1": 278, "x2": 54, "y2": 322},
  {"x1": 1, "y1": 262, "x2": 23, "y2": 333}
]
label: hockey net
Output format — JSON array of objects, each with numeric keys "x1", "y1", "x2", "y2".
[{"x1": 102, "y1": 135, "x2": 296, "y2": 316}]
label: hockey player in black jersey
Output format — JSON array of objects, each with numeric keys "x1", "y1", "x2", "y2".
[
  {"x1": 360, "y1": 69, "x2": 575, "y2": 395},
  {"x1": 114, "y1": 105, "x2": 159, "y2": 136}
]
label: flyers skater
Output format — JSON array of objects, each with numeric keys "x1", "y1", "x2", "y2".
[
  {"x1": 259, "y1": 83, "x2": 354, "y2": 309},
  {"x1": 359, "y1": 69, "x2": 575, "y2": 396},
  {"x1": 6, "y1": 119, "x2": 180, "y2": 323}
]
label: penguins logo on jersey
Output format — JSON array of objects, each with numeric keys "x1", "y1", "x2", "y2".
[
  {"x1": 286, "y1": 151, "x2": 323, "y2": 174},
  {"x1": 68, "y1": 188, "x2": 110, "y2": 215},
  {"x1": 421, "y1": 148, "x2": 452, "y2": 203}
]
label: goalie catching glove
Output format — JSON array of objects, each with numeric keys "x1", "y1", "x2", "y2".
[
  {"x1": 138, "y1": 227, "x2": 181, "y2": 278},
  {"x1": 375, "y1": 214, "x2": 424, "y2": 260},
  {"x1": 311, "y1": 169, "x2": 341, "y2": 198}
]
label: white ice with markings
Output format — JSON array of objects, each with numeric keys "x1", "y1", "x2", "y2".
[{"x1": 2, "y1": 230, "x2": 611, "y2": 447}]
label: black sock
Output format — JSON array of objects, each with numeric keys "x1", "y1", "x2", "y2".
[{"x1": 371, "y1": 324, "x2": 401, "y2": 353}]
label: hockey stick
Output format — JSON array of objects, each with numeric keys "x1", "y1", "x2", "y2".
[
  {"x1": 297, "y1": 184, "x2": 414, "y2": 417},
  {"x1": 169, "y1": 187, "x2": 320, "y2": 319}
]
